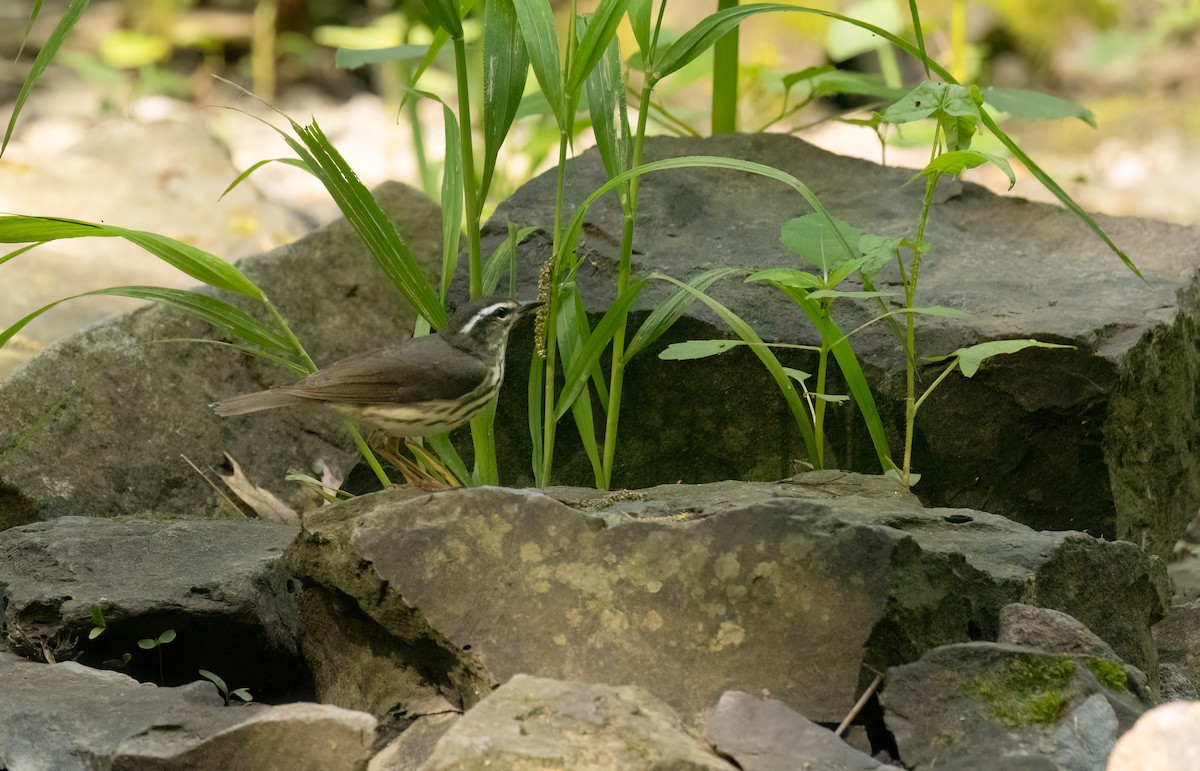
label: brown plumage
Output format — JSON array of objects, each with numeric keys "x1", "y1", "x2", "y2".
[{"x1": 212, "y1": 297, "x2": 541, "y2": 437}]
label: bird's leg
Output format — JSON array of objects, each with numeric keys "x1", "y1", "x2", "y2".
[{"x1": 373, "y1": 438, "x2": 459, "y2": 491}]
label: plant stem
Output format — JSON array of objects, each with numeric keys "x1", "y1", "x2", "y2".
[
  {"x1": 540, "y1": 131, "x2": 570, "y2": 486},
  {"x1": 901, "y1": 167, "x2": 942, "y2": 484},
  {"x1": 347, "y1": 422, "x2": 391, "y2": 488},
  {"x1": 599, "y1": 80, "x2": 654, "y2": 489},
  {"x1": 712, "y1": 0, "x2": 739, "y2": 134},
  {"x1": 453, "y1": 36, "x2": 483, "y2": 298},
  {"x1": 814, "y1": 335, "x2": 829, "y2": 469}
]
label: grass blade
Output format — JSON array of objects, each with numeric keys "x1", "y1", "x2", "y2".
[
  {"x1": 555, "y1": 278, "x2": 648, "y2": 420},
  {"x1": 279, "y1": 118, "x2": 447, "y2": 326},
  {"x1": 4, "y1": 0, "x2": 90, "y2": 157},
  {"x1": 651, "y1": 273, "x2": 819, "y2": 465},
  {"x1": 483, "y1": 225, "x2": 537, "y2": 295},
  {"x1": 220, "y1": 158, "x2": 312, "y2": 201},
  {"x1": 0, "y1": 286, "x2": 294, "y2": 357},
  {"x1": 512, "y1": 0, "x2": 567, "y2": 129},
  {"x1": 582, "y1": 16, "x2": 631, "y2": 185},
  {"x1": 624, "y1": 267, "x2": 744, "y2": 361},
  {"x1": 0, "y1": 215, "x2": 264, "y2": 299},
  {"x1": 566, "y1": 0, "x2": 630, "y2": 97},
  {"x1": 419, "y1": 0, "x2": 464, "y2": 39},
  {"x1": 777, "y1": 284, "x2": 894, "y2": 472},
  {"x1": 481, "y1": 0, "x2": 530, "y2": 201},
  {"x1": 439, "y1": 102, "x2": 463, "y2": 300}
]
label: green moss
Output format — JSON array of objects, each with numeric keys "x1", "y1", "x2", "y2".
[
  {"x1": 964, "y1": 656, "x2": 1075, "y2": 728},
  {"x1": 1084, "y1": 658, "x2": 1129, "y2": 692}
]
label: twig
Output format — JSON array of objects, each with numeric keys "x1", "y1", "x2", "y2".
[{"x1": 836, "y1": 674, "x2": 883, "y2": 737}]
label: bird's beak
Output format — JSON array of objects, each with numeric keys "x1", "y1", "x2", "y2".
[{"x1": 518, "y1": 299, "x2": 545, "y2": 314}]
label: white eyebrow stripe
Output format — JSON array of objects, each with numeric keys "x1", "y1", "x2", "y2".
[{"x1": 457, "y1": 302, "x2": 510, "y2": 335}]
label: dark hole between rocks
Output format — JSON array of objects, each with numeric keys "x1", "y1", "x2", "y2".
[
  {"x1": 943, "y1": 514, "x2": 974, "y2": 524},
  {"x1": 72, "y1": 612, "x2": 314, "y2": 704}
]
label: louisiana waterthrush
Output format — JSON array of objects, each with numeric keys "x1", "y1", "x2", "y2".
[{"x1": 212, "y1": 296, "x2": 542, "y2": 436}]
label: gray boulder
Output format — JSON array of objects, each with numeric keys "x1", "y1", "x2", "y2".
[
  {"x1": 477, "y1": 133, "x2": 1200, "y2": 558},
  {"x1": 0, "y1": 182, "x2": 443, "y2": 528},
  {"x1": 283, "y1": 472, "x2": 1167, "y2": 725},
  {"x1": 0, "y1": 517, "x2": 306, "y2": 698},
  {"x1": 0, "y1": 653, "x2": 376, "y2": 771},
  {"x1": 880, "y1": 642, "x2": 1146, "y2": 770}
]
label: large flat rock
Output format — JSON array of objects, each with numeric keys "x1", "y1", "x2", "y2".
[{"x1": 284, "y1": 473, "x2": 1168, "y2": 724}]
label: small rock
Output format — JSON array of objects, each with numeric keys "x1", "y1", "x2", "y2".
[
  {"x1": 418, "y1": 674, "x2": 732, "y2": 770},
  {"x1": 1107, "y1": 701, "x2": 1200, "y2": 770},
  {"x1": 0, "y1": 654, "x2": 375, "y2": 771},
  {"x1": 705, "y1": 690, "x2": 900, "y2": 771}
]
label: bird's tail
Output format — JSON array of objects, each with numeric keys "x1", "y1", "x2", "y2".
[{"x1": 211, "y1": 389, "x2": 307, "y2": 416}]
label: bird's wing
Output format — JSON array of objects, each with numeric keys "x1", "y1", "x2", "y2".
[{"x1": 275, "y1": 337, "x2": 490, "y2": 405}]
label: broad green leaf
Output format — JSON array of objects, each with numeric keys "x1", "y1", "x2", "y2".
[
  {"x1": 199, "y1": 669, "x2": 227, "y2": 692},
  {"x1": 0, "y1": 216, "x2": 263, "y2": 299},
  {"x1": 158, "y1": 629, "x2": 176, "y2": 644},
  {"x1": 581, "y1": 16, "x2": 631, "y2": 190},
  {"x1": 814, "y1": 392, "x2": 850, "y2": 404},
  {"x1": 928, "y1": 339, "x2": 1075, "y2": 378},
  {"x1": 922, "y1": 149, "x2": 1015, "y2": 188},
  {"x1": 921, "y1": 149, "x2": 988, "y2": 176},
  {"x1": 880, "y1": 81, "x2": 980, "y2": 125},
  {"x1": 651, "y1": 273, "x2": 820, "y2": 465},
  {"x1": 513, "y1": 0, "x2": 567, "y2": 129},
  {"x1": 420, "y1": 0, "x2": 463, "y2": 39},
  {"x1": 439, "y1": 102, "x2": 463, "y2": 300},
  {"x1": 659, "y1": 339, "x2": 744, "y2": 360},
  {"x1": 624, "y1": 267, "x2": 744, "y2": 361},
  {"x1": 335, "y1": 44, "x2": 429, "y2": 69},
  {"x1": 481, "y1": 0, "x2": 529, "y2": 202},
  {"x1": 780, "y1": 213, "x2": 860, "y2": 273},
  {"x1": 277, "y1": 117, "x2": 446, "y2": 327},
  {"x1": 555, "y1": 279, "x2": 649, "y2": 420},
  {"x1": 858, "y1": 233, "x2": 900, "y2": 278},
  {"x1": 782, "y1": 366, "x2": 811, "y2": 383},
  {"x1": 567, "y1": 0, "x2": 630, "y2": 98},
  {"x1": 745, "y1": 268, "x2": 822, "y2": 289},
  {"x1": 983, "y1": 87, "x2": 1096, "y2": 128},
  {"x1": 826, "y1": 256, "x2": 868, "y2": 287},
  {"x1": 4, "y1": 0, "x2": 90, "y2": 157}
]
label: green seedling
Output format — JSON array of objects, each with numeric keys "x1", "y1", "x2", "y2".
[
  {"x1": 138, "y1": 629, "x2": 176, "y2": 686},
  {"x1": 199, "y1": 669, "x2": 253, "y2": 706}
]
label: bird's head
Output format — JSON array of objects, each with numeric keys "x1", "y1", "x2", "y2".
[{"x1": 441, "y1": 296, "x2": 543, "y2": 358}]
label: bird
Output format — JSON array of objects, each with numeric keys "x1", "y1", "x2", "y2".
[{"x1": 212, "y1": 296, "x2": 542, "y2": 438}]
